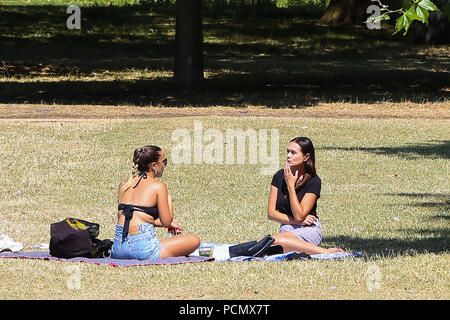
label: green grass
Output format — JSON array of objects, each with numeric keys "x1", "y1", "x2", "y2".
[{"x1": 0, "y1": 116, "x2": 448, "y2": 299}]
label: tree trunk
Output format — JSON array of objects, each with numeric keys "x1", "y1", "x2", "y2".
[
  {"x1": 319, "y1": 0, "x2": 372, "y2": 25},
  {"x1": 409, "y1": 11, "x2": 450, "y2": 44},
  {"x1": 409, "y1": 0, "x2": 450, "y2": 44},
  {"x1": 174, "y1": 0, "x2": 204, "y2": 90}
]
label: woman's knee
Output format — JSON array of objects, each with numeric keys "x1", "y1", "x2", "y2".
[
  {"x1": 160, "y1": 234, "x2": 200, "y2": 258},
  {"x1": 272, "y1": 232, "x2": 296, "y2": 246},
  {"x1": 188, "y1": 234, "x2": 201, "y2": 249}
]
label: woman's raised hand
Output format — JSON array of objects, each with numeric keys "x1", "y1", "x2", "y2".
[{"x1": 284, "y1": 163, "x2": 298, "y2": 188}]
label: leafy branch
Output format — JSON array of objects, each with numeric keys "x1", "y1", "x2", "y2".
[{"x1": 368, "y1": 0, "x2": 444, "y2": 35}]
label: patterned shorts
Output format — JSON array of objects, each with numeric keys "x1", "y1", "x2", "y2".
[{"x1": 279, "y1": 219, "x2": 323, "y2": 246}]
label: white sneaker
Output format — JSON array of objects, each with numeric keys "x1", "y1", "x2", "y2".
[{"x1": 0, "y1": 233, "x2": 24, "y2": 253}]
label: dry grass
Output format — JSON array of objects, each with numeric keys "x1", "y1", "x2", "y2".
[
  {"x1": 0, "y1": 253, "x2": 448, "y2": 300},
  {"x1": 0, "y1": 113, "x2": 448, "y2": 300},
  {"x1": 0, "y1": 101, "x2": 449, "y2": 120}
]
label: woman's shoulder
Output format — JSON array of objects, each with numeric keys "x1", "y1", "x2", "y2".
[
  {"x1": 147, "y1": 178, "x2": 167, "y2": 192},
  {"x1": 309, "y1": 175, "x2": 321, "y2": 183},
  {"x1": 271, "y1": 168, "x2": 284, "y2": 184},
  {"x1": 306, "y1": 175, "x2": 321, "y2": 188},
  {"x1": 273, "y1": 168, "x2": 284, "y2": 177},
  {"x1": 119, "y1": 177, "x2": 130, "y2": 186},
  {"x1": 119, "y1": 176, "x2": 167, "y2": 189}
]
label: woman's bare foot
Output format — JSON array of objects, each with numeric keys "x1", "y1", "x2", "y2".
[{"x1": 326, "y1": 248, "x2": 344, "y2": 253}]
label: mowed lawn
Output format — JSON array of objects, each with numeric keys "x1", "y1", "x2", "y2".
[{"x1": 0, "y1": 115, "x2": 448, "y2": 299}]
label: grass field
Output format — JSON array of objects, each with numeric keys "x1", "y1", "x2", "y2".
[
  {"x1": 0, "y1": 113, "x2": 448, "y2": 300},
  {"x1": 0, "y1": 0, "x2": 449, "y2": 301}
]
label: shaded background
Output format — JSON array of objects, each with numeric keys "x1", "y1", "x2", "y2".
[{"x1": 0, "y1": 0, "x2": 449, "y2": 107}]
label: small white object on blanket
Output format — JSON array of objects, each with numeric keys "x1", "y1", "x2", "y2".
[
  {"x1": 30, "y1": 243, "x2": 50, "y2": 250},
  {"x1": 211, "y1": 244, "x2": 232, "y2": 262}
]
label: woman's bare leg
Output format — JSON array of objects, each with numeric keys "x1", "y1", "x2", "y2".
[
  {"x1": 272, "y1": 232, "x2": 343, "y2": 255},
  {"x1": 159, "y1": 234, "x2": 200, "y2": 258}
]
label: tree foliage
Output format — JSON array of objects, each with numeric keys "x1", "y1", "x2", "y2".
[{"x1": 369, "y1": 0, "x2": 448, "y2": 35}]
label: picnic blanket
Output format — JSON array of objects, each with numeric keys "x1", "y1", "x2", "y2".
[
  {"x1": 0, "y1": 242, "x2": 362, "y2": 266},
  {"x1": 0, "y1": 250, "x2": 214, "y2": 267},
  {"x1": 197, "y1": 242, "x2": 363, "y2": 262},
  {"x1": 228, "y1": 251, "x2": 363, "y2": 262}
]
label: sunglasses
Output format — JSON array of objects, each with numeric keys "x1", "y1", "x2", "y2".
[{"x1": 162, "y1": 158, "x2": 168, "y2": 165}]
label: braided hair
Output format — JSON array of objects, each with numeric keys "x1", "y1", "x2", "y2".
[{"x1": 118, "y1": 145, "x2": 162, "y2": 200}]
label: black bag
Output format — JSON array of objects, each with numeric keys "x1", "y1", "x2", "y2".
[
  {"x1": 49, "y1": 218, "x2": 112, "y2": 259},
  {"x1": 228, "y1": 235, "x2": 283, "y2": 258}
]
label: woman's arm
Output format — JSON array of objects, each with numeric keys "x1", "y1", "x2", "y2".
[
  {"x1": 267, "y1": 185, "x2": 304, "y2": 225},
  {"x1": 268, "y1": 185, "x2": 317, "y2": 226},
  {"x1": 152, "y1": 219, "x2": 164, "y2": 227},
  {"x1": 152, "y1": 194, "x2": 178, "y2": 229},
  {"x1": 284, "y1": 165, "x2": 318, "y2": 223},
  {"x1": 117, "y1": 177, "x2": 130, "y2": 202},
  {"x1": 287, "y1": 186, "x2": 318, "y2": 223},
  {"x1": 155, "y1": 182, "x2": 173, "y2": 228}
]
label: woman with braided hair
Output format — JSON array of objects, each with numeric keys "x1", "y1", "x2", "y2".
[
  {"x1": 111, "y1": 145, "x2": 200, "y2": 260},
  {"x1": 267, "y1": 137, "x2": 344, "y2": 255}
]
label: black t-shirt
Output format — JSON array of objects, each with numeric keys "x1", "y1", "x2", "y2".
[{"x1": 270, "y1": 169, "x2": 321, "y2": 217}]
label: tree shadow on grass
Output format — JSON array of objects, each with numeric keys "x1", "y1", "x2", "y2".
[
  {"x1": 325, "y1": 191, "x2": 449, "y2": 259},
  {"x1": 0, "y1": 4, "x2": 449, "y2": 106},
  {"x1": 325, "y1": 230, "x2": 448, "y2": 259},
  {"x1": 384, "y1": 192, "x2": 450, "y2": 219},
  {"x1": 320, "y1": 140, "x2": 450, "y2": 160},
  {"x1": 1, "y1": 69, "x2": 448, "y2": 107},
  {"x1": 385, "y1": 193, "x2": 450, "y2": 214}
]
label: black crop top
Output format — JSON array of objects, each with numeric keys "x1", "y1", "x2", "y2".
[
  {"x1": 118, "y1": 171, "x2": 159, "y2": 241},
  {"x1": 270, "y1": 169, "x2": 321, "y2": 217},
  {"x1": 118, "y1": 203, "x2": 159, "y2": 241}
]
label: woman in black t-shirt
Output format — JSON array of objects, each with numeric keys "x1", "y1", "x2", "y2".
[{"x1": 267, "y1": 137, "x2": 343, "y2": 255}]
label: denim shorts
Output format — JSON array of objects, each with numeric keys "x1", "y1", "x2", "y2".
[
  {"x1": 279, "y1": 219, "x2": 323, "y2": 246},
  {"x1": 111, "y1": 223, "x2": 162, "y2": 261}
]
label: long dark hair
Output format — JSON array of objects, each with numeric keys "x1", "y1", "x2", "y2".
[{"x1": 290, "y1": 136, "x2": 316, "y2": 191}]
